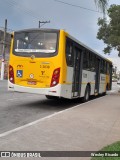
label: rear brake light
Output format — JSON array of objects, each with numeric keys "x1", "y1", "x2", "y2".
[
  {"x1": 9, "y1": 65, "x2": 15, "y2": 84},
  {"x1": 50, "y1": 68, "x2": 60, "y2": 87}
]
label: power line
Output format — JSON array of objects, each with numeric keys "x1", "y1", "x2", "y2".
[
  {"x1": 54, "y1": 0, "x2": 102, "y2": 13},
  {"x1": 5, "y1": 0, "x2": 37, "y2": 16},
  {"x1": 0, "y1": 26, "x2": 14, "y2": 32},
  {"x1": 1, "y1": 0, "x2": 50, "y2": 29},
  {"x1": 3, "y1": 0, "x2": 42, "y2": 21},
  {"x1": 1, "y1": 0, "x2": 51, "y2": 28}
]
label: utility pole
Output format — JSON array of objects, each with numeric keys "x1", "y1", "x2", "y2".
[
  {"x1": 39, "y1": 21, "x2": 50, "y2": 28},
  {"x1": 0, "y1": 19, "x2": 7, "y2": 80}
]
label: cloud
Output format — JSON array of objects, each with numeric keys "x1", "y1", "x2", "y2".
[{"x1": 0, "y1": 0, "x2": 119, "y2": 59}]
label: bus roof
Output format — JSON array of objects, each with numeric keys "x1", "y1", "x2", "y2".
[
  {"x1": 66, "y1": 31, "x2": 112, "y2": 64},
  {"x1": 13, "y1": 28, "x2": 112, "y2": 64},
  {"x1": 14, "y1": 28, "x2": 60, "y2": 33}
]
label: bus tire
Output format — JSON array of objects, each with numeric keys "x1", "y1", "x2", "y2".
[
  {"x1": 45, "y1": 95, "x2": 58, "y2": 100},
  {"x1": 103, "y1": 84, "x2": 108, "y2": 95},
  {"x1": 82, "y1": 85, "x2": 90, "y2": 102},
  {"x1": 106, "y1": 83, "x2": 109, "y2": 91}
]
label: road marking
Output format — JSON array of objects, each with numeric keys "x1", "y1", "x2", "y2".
[{"x1": 0, "y1": 95, "x2": 106, "y2": 138}]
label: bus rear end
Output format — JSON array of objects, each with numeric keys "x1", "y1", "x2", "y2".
[{"x1": 8, "y1": 29, "x2": 66, "y2": 98}]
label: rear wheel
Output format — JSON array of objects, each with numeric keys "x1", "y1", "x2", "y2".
[
  {"x1": 45, "y1": 95, "x2": 59, "y2": 100},
  {"x1": 103, "y1": 84, "x2": 108, "y2": 95}
]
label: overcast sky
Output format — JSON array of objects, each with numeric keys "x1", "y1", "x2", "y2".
[{"x1": 0, "y1": 0, "x2": 120, "y2": 60}]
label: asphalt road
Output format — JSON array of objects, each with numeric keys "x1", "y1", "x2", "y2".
[
  {"x1": 0, "y1": 80, "x2": 84, "y2": 134},
  {"x1": 0, "y1": 80, "x2": 119, "y2": 135}
]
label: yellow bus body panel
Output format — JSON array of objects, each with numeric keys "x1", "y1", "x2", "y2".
[{"x1": 9, "y1": 30, "x2": 67, "y2": 88}]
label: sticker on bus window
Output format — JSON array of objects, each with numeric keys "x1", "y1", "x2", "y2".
[{"x1": 17, "y1": 70, "x2": 23, "y2": 77}]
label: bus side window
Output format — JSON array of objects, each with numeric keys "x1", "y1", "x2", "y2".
[
  {"x1": 101, "y1": 60, "x2": 106, "y2": 74},
  {"x1": 103, "y1": 60, "x2": 106, "y2": 74},
  {"x1": 92, "y1": 54, "x2": 96, "y2": 72},
  {"x1": 66, "y1": 38, "x2": 73, "y2": 66},
  {"x1": 104, "y1": 61, "x2": 107, "y2": 74},
  {"x1": 107, "y1": 63, "x2": 110, "y2": 74},
  {"x1": 83, "y1": 51, "x2": 89, "y2": 70},
  {"x1": 100, "y1": 60, "x2": 103, "y2": 73},
  {"x1": 89, "y1": 52, "x2": 95, "y2": 72}
]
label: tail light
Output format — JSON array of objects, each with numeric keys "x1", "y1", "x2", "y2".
[
  {"x1": 50, "y1": 68, "x2": 60, "y2": 87},
  {"x1": 9, "y1": 65, "x2": 15, "y2": 84}
]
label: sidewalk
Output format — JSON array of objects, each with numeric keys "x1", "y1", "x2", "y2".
[{"x1": 0, "y1": 93, "x2": 120, "y2": 160}]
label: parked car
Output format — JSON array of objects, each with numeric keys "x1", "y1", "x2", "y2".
[
  {"x1": 112, "y1": 78, "x2": 117, "y2": 82},
  {"x1": 117, "y1": 79, "x2": 120, "y2": 85}
]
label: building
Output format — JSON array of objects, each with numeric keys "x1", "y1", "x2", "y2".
[
  {"x1": 0, "y1": 30, "x2": 11, "y2": 79},
  {"x1": 109, "y1": 57, "x2": 120, "y2": 80}
]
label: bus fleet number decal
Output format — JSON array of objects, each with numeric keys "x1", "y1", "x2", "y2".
[{"x1": 40, "y1": 65, "x2": 50, "y2": 69}]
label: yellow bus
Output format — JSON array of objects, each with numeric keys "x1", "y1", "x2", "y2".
[{"x1": 8, "y1": 29, "x2": 112, "y2": 101}]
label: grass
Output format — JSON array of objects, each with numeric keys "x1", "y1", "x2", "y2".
[{"x1": 91, "y1": 141, "x2": 120, "y2": 160}]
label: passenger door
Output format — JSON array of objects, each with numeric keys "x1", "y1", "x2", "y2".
[
  {"x1": 95, "y1": 58, "x2": 100, "y2": 94},
  {"x1": 72, "y1": 47, "x2": 83, "y2": 97}
]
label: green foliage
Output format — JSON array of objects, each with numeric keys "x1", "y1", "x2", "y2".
[
  {"x1": 97, "y1": 5, "x2": 120, "y2": 56},
  {"x1": 94, "y1": 0, "x2": 108, "y2": 14},
  {"x1": 91, "y1": 141, "x2": 120, "y2": 160}
]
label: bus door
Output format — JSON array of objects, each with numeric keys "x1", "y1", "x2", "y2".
[
  {"x1": 109, "y1": 64, "x2": 112, "y2": 90},
  {"x1": 72, "y1": 47, "x2": 83, "y2": 97},
  {"x1": 95, "y1": 58, "x2": 100, "y2": 95},
  {"x1": 107, "y1": 63, "x2": 112, "y2": 90}
]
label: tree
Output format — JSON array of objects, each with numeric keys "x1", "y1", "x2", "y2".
[
  {"x1": 94, "y1": 0, "x2": 108, "y2": 15},
  {"x1": 97, "y1": 5, "x2": 120, "y2": 56}
]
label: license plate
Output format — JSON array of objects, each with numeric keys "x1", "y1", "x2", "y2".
[{"x1": 27, "y1": 81, "x2": 37, "y2": 85}]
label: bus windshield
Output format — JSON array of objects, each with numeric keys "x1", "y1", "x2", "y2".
[{"x1": 13, "y1": 30, "x2": 58, "y2": 57}]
